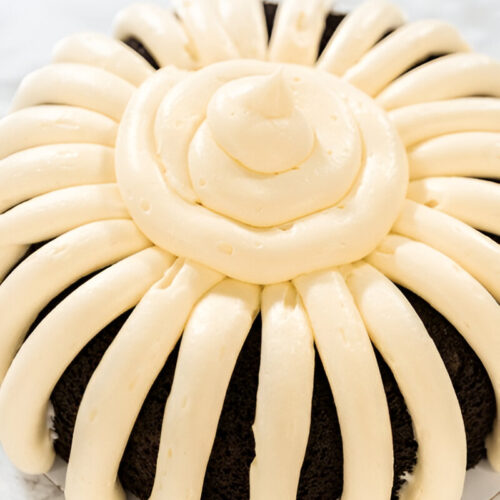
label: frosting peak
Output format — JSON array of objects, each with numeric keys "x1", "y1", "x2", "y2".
[{"x1": 207, "y1": 69, "x2": 314, "y2": 174}]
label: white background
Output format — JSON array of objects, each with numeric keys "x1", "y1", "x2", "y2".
[{"x1": 0, "y1": 0, "x2": 499, "y2": 498}]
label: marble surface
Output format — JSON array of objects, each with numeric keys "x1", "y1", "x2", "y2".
[{"x1": 1, "y1": 0, "x2": 500, "y2": 498}]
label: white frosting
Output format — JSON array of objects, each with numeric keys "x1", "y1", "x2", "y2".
[
  {"x1": 269, "y1": 0, "x2": 331, "y2": 65},
  {"x1": 318, "y1": 0, "x2": 406, "y2": 76},
  {"x1": 113, "y1": 3, "x2": 195, "y2": 69},
  {"x1": 393, "y1": 200, "x2": 500, "y2": 301},
  {"x1": 0, "y1": 220, "x2": 150, "y2": 382},
  {"x1": 0, "y1": 245, "x2": 27, "y2": 282},
  {"x1": 152, "y1": 279, "x2": 259, "y2": 500},
  {"x1": 344, "y1": 20, "x2": 469, "y2": 96},
  {"x1": 408, "y1": 132, "x2": 500, "y2": 180},
  {"x1": 53, "y1": 33, "x2": 154, "y2": 87},
  {"x1": 0, "y1": 185, "x2": 129, "y2": 245},
  {"x1": 367, "y1": 235, "x2": 500, "y2": 471},
  {"x1": 217, "y1": 0, "x2": 268, "y2": 60},
  {"x1": 11, "y1": 63, "x2": 134, "y2": 121},
  {"x1": 390, "y1": 97, "x2": 500, "y2": 147},
  {"x1": 0, "y1": 248, "x2": 172, "y2": 474},
  {"x1": 65, "y1": 260, "x2": 222, "y2": 500},
  {"x1": 0, "y1": 105, "x2": 117, "y2": 160},
  {"x1": 192, "y1": 70, "x2": 361, "y2": 226},
  {"x1": 0, "y1": 0, "x2": 499, "y2": 498},
  {"x1": 250, "y1": 283, "x2": 314, "y2": 499},
  {"x1": 294, "y1": 269, "x2": 394, "y2": 500},
  {"x1": 116, "y1": 60, "x2": 408, "y2": 284},
  {"x1": 344, "y1": 262, "x2": 467, "y2": 500},
  {"x1": 173, "y1": 0, "x2": 239, "y2": 65},
  {"x1": 407, "y1": 177, "x2": 500, "y2": 235},
  {"x1": 378, "y1": 53, "x2": 500, "y2": 110},
  {"x1": 0, "y1": 144, "x2": 115, "y2": 214}
]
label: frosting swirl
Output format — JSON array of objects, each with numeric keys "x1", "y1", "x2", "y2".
[{"x1": 116, "y1": 60, "x2": 408, "y2": 284}]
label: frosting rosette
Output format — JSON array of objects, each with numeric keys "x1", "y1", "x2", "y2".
[
  {"x1": 0, "y1": 1, "x2": 499, "y2": 500},
  {"x1": 117, "y1": 60, "x2": 408, "y2": 283}
]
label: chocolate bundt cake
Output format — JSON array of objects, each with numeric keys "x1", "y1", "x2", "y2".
[{"x1": 0, "y1": 1, "x2": 499, "y2": 499}]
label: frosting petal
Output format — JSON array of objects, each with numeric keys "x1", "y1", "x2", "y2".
[{"x1": 250, "y1": 283, "x2": 314, "y2": 499}]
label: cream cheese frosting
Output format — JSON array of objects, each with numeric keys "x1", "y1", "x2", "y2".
[
  {"x1": 0, "y1": 0, "x2": 499, "y2": 500},
  {"x1": 116, "y1": 60, "x2": 408, "y2": 284}
]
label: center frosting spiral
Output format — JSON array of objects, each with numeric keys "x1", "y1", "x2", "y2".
[{"x1": 116, "y1": 59, "x2": 409, "y2": 284}]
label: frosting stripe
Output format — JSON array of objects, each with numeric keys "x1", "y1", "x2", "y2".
[
  {"x1": 154, "y1": 279, "x2": 259, "y2": 500},
  {"x1": 318, "y1": 0, "x2": 406, "y2": 76},
  {"x1": 250, "y1": 283, "x2": 314, "y2": 500},
  {"x1": 0, "y1": 220, "x2": 150, "y2": 382},
  {"x1": 367, "y1": 235, "x2": 500, "y2": 471},
  {"x1": 113, "y1": 3, "x2": 195, "y2": 69},
  {"x1": 268, "y1": 0, "x2": 331, "y2": 65},
  {"x1": 408, "y1": 132, "x2": 500, "y2": 180},
  {"x1": 393, "y1": 200, "x2": 500, "y2": 301},
  {"x1": 344, "y1": 20, "x2": 469, "y2": 97},
  {"x1": 344, "y1": 262, "x2": 467, "y2": 500},
  {"x1": 294, "y1": 269, "x2": 393, "y2": 500},
  {"x1": 10, "y1": 63, "x2": 135, "y2": 122},
  {"x1": 217, "y1": 0, "x2": 268, "y2": 60},
  {"x1": 0, "y1": 185, "x2": 130, "y2": 246},
  {"x1": 0, "y1": 248, "x2": 173, "y2": 474},
  {"x1": 0, "y1": 245, "x2": 28, "y2": 283},
  {"x1": 0, "y1": 144, "x2": 116, "y2": 214},
  {"x1": 174, "y1": 0, "x2": 239, "y2": 66},
  {"x1": 407, "y1": 177, "x2": 500, "y2": 235},
  {"x1": 0, "y1": 106, "x2": 117, "y2": 161},
  {"x1": 53, "y1": 34, "x2": 154, "y2": 87},
  {"x1": 378, "y1": 53, "x2": 500, "y2": 110},
  {"x1": 390, "y1": 97, "x2": 500, "y2": 147},
  {"x1": 65, "y1": 260, "x2": 222, "y2": 500}
]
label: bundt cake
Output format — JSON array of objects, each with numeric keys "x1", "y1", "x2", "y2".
[{"x1": 0, "y1": 1, "x2": 499, "y2": 499}]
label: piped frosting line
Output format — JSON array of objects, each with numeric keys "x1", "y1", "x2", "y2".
[
  {"x1": 407, "y1": 132, "x2": 500, "y2": 180},
  {"x1": 173, "y1": 0, "x2": 239, "y2": 65},
  {"x1": 269, "y1": 0, "x2": 331, "y2": 65},
  {"x1": 344, "y1": 20, "x2": 469, "y2": 97},
  {"x1": 10, "y1": 63, "x2": 135, "y2": 122},
  {"x1": 344, "y1": 262, "x2": 467, "y2": 500},
  {"x1": 53, "y1": 33, "x2": 154, "y2": 87},
  {"x1": 0, "y1": 245, "x2": 28, "y2": 283},
  {"x1": 0, "y1": 106, "x2": 117, "y2": 161},
  {"x1": 0, "y1": 184, "x2": 130, "y2": 246},
  {"x1": 217, "y1": 0, "x2": 268, "y2": 60},
  {"x1": 377, "y1": 53, "x2": 500, "y2": 110},
  {"x1": 0, "y1": 220, "x2": 150, "y2": 382},
  {"x1": 153, "y1": 279, "x2": 259, "y2": 500},
  {"x1": 407, "y1": 177, "x2": 500, "y2": 236},
  {"x1": 294, "y1": 269, "x2": 394, "y2": 500},
  {"x1": 318, "y1": 0, "x2": 406, "y2": 76},
  {"x1": 250, "y1": 283, "x2": 314, "y2": 500},
  {"x1": 65, "y1": 260, "x2": 222, "y2": 500},
  {"x1": 0, "y1": 144, "x2": 116, "y2": 214},
  {"x1": 113, "y1": 3, "x2": 196, "y2": 69},
  {"x1": 389, "y1": 97, "x2": 500, "y2": 147},
  {"x1": 393, "y1": 200, "x2": 500, "y2": 301},
  {"x1": 0, "y1": 248, "x2": 173, "y2": 474},
  {"x1": 367, "y1": 235, "x2": 500, "y2": 471}
]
